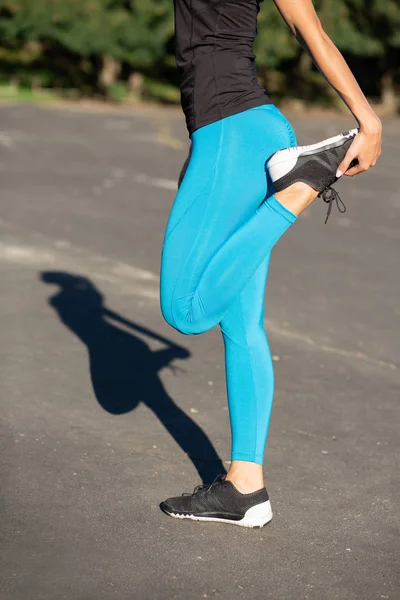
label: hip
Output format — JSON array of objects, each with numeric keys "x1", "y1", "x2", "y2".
[{"x1": 190, "y1": 104, "x2": 297, "y2": 158}]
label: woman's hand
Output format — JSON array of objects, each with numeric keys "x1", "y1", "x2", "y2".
[
  {"x1": 336, "y1": 117, "x2": 383, "y2": 178},
  {"x1": 273, "y1": 0, "x2": 384, "y2": 178}
]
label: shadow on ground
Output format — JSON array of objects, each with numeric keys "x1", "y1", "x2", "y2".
[{"x1": 40, "y1": 271, "x2": 226, "y2": 482}]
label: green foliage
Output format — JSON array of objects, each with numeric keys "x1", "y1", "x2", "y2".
[
  {"x1": 106, "y1": 80, "x2": 129, "y2": 103},
  {"x1": 0, "y1": 0, "x2": 398, "y2": 108},
  {"x1": 0, "y1": 81, "x2": 57, "y2": 101},
  {"x1": 142, "y1": 77, "x2": 180, "y2": 104},
  {"x1": 345, "y1": 0, "x2": 400, "y2": 53},
  {"x1": 0, "y1": 0, "x2": 174, "y2": 65},
  {"x1": 255, "y1": 3, "x2": 297, "y2": 71}
]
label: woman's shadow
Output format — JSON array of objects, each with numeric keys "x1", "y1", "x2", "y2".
[{"x1": 40, "y1": 271, "x2": 226, "y2": 483}]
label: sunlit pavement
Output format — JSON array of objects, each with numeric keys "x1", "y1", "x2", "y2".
[{"x1": 1, "y1": 103, "x2": 399, "y2": 600}]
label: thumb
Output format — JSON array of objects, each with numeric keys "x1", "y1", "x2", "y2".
[{"x1": 336, "y1": 148, "x2": 357, "y2": 178}]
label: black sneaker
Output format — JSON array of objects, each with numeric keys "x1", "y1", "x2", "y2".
[
  {"x1": 160, "y1": 474, "x2": 272, "y2": 528},
  {"x1": 266, "y1": 128, "x2": 359, "y2": 223}
]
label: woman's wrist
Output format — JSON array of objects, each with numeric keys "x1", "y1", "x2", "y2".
[{"x1": 353, "y1": 108, "x2": 382, "y2": 135}]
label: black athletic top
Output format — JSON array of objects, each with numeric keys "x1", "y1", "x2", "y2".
[{"x1": 174, "y1": 0, "x2": 271, "y2": 136}]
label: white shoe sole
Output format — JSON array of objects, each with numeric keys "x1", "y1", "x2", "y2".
[
  {"x1": 267, "y1": 128, "x2": 359, "y2": 182},
  {"x1": 163, "y1": 500, "x2": 273, "y2": 528}
]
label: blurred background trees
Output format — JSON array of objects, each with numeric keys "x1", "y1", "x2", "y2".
[{"x1": 0, "y1": 0, "x2": 398, "y2": 112}]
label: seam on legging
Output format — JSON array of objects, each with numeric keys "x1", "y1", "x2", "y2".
[
  {"x1": 239, "y1": 290, "x2": 259, "y2": 463},
  {"x1": 266, "y1": 107, "x2": 297, "y2": 149},
  {"x1": 163, "y1": 164, "x2": 218, "y2": 243},
  {"x1": 278, "y1": 111, "x2": 297, "y2": 147},
  {"x1": 249, "y1": 327, "x2": 260, "y2": 463},
  {"x1": 219, "y1": 327, "x2": 249, "y2": 350},
  {"x1": 169, "y1": 120, "x2": 225, "y2": 330}
]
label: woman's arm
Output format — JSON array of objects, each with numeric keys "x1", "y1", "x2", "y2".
[{"x1": 273, "y1": 0, "x2": 382, "y2": 177}]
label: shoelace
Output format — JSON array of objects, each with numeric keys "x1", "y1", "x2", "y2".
[
  {"x1": 319, "y1": 186, "x2": 347, "y2": 224},
  {"x1": 182, "y1": 473, "x2": 225, "y2": 497}
]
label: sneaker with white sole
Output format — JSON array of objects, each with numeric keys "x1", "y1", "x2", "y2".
[
  {"x1": 160, "y1": 474, "x2": 272, "y2": 528},
  {"x1": 266, "y1": 128, "x2": 359, "y2": 223}
]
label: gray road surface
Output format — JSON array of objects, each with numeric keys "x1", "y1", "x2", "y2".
[{"x1": 1, "y1": 103, "x2": 399, "y2": 600}]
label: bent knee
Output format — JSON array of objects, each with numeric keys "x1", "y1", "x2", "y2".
[
  {"x1": 161, "y1": 310, "x2": 206, "y2": 336},
  {"x1": 160, "y1": 291, "x2": 210, "y2": 336}
]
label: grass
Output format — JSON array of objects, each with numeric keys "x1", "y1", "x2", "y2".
[{"x1": 0, "y1": 84, "x2": 59, "y2": 103}]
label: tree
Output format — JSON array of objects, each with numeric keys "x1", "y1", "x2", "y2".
[
  {"x1": 255, "y1": 1, "x2": 297, "y2": 95},
  {"x1": 0, "y1": 0, "x2": 175, "y2": 94},
  {"x1": 255, "y1": 0, "x2": 361, "y2": 105},
  {"x1": 344, "y1": 0, "x2": 400, "y2": 113},
  {"x1": 0, "y1": 0, "x2": 398, "y2": 108}
]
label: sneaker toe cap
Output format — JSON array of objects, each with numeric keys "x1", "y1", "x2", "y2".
[{"x1": 161, "y1": 495, "x2": 192, "y2": 515}]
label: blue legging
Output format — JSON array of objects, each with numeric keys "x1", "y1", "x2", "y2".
[{"x1": 160, "y1": 104, "x2": 297, "y2": 464}]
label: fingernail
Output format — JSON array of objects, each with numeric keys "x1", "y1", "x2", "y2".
[{"x1": 336, "y1": 170, "x2": 343, "y2": 178}]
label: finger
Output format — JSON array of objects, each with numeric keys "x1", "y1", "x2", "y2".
[
  {"x1": 344, "y1": 162, "x2": 368, "y2": 177},
  {"x1": 336, "y1": 149, "x2": 358, "y2": 178},
  {"x1": 344, "y1": 165, "x2": 362, "y2": 177}
]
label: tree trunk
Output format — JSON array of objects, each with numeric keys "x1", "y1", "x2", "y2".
[
  {"x1": 298, "y1": 51, "x2": 312, "y2": 75},
  {"x1": 98, "y1": 55, "x2": 121, "y2": 88},
  {"x1": 381, "y1": 71, "x2": 397, "y2": 116},
  {"x1": 128, "y1": 72, "x2": 144, "y2": 95}
]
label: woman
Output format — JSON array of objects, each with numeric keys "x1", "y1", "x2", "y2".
[{"x1": 158, "y1": 0, "x2": 382, "y2": 527}]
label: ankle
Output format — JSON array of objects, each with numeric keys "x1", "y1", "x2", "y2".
[
  {"x1": 275, "y1": 181, "x2": 319, "y2": 216},
  {"x1": 225, "y1": 461, "x2": 264, "y2": 494},
  {"x1": 226, "y1": 474, "x2": 265, "y2": 494}
]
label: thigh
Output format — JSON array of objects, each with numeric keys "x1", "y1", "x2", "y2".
[
  {"x1": 166, "y1": 105, "x2": 296, "y2": 239},
  {"x1": 160, "y1": 106, "x2": 296, "y2": 291}
]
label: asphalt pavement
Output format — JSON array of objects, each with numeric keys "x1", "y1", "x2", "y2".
[{"x1": 1, "y1": 102, "x2": 399, "y2": 600}]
